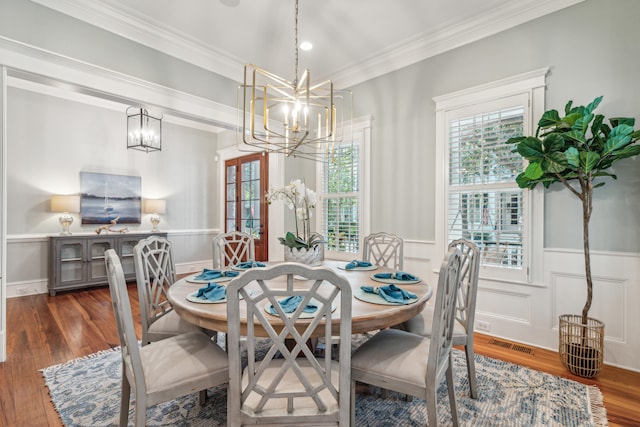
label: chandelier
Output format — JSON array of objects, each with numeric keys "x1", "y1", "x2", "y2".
[
  {"x1": 127, "y1": 107, "x2": 162, "y2": 153},
  {"x1": 237, "y1": 0, "x2": 352, "y2": 161}
]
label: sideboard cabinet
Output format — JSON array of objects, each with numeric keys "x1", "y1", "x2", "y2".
[{"x1": 48, "y1": 232, "x2": 168, "y2": 296}]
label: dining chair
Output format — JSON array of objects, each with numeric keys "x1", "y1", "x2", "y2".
[
  {"x1": 401, "y1": 238, "x2": 481, "y2": 398},
  {"x1": 362, "y1": 232, "x2": 404, "y2": 270},
  {"x1": 105, "y1": 249, "x2": 229, "y2": 427},
  {"x1": 212, "y1": 230, "x2": 256, "y2": 269},
  {"x1": 226, "y1": 262, "x2": 352, "y2": 426},
  {"x1": 350, "y1": 247, "x2": 464, "y2": 426},
  {"x1": 133, "y1": 235, "x2": 203, "y2": 345}
]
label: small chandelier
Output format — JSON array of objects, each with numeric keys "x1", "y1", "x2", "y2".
[
  {"x1": 237, "y1": 0, "x2": 352, "y2": 161},
  {"x1": 127, "y1": 107, "x2": 162, "y2": 153}
]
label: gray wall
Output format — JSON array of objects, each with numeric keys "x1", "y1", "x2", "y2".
[
  {"x1": 6, "y1": 87, "x2": 219, "y2": 283},
  {"x1": 351, "y1": 0, "x2": 640, "y2": 252}
]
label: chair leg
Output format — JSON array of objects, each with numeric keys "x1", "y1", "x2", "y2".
[
  {"x1": 134, "y1": 394, "x2": 147, "y2": 427},
  {"x1": 464, "y1": 342, "x2": 478, "y2": 399},
  {"x1": 425, "y1": 381, "x2": 438, "y2": 427},
  {"x1": 119, "y1": 370, "x2": 131, "y2": 427},
  {"x1": 198, "y1": 389, "x2": 208, "y2": 405},
  {"x1": 446, "y1": 354, "x2": 459, "y2": 427},
  {"x1": 350, "y1": 379, "x2": 357, "y2": 427}
]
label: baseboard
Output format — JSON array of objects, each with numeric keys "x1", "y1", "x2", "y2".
[{"x1": 7, "y1": 279, "x2": 48, "y2": 298}]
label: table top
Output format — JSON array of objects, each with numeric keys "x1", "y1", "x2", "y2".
[{"x1": 167, "y1": 260, "x2": 433, "y2": 337}]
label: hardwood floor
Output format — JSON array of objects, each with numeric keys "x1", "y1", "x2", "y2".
[{"x1": 1, "y1": 285, "x2": 638, "y2": 426}]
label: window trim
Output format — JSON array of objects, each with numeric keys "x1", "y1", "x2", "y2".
[
  {"x1": 316, "y1": 115, "x2": 371, "y2": 261},
  {"x1": 434, "y1": 68, "x2": 547, "y2": 285}
]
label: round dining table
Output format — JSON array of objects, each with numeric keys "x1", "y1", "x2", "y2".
[{"x1": 167, "y1": 260, "x2": 433, "y2": 337}]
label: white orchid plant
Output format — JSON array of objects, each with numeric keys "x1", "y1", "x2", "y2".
[{"x1": 266, "y1": 179, "x2": 323, "y2": 250}]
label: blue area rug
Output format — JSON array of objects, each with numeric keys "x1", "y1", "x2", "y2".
[{"x1": 42, "y1": 337, "x2": 607, "y2": 426}]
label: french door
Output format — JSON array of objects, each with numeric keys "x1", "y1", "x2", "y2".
[{"x1": 224, "y1": 153, "x2": 268, "y2": 261}]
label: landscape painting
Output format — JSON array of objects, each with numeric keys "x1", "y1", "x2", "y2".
[{"x1": 80, "y1": 172, "x2": 141, "y2": 224}]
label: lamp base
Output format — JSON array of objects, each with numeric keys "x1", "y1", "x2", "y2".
[
  {"x1": 150, "y1": 214, "x2": 161, "y2": 232},
  {"x1": 59, "y1": 213, "x2": 73, "y2": 236}
]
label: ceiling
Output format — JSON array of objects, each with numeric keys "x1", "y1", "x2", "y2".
[{"x1": 33, "y1": 0, "x2": 583, "y2": 89}]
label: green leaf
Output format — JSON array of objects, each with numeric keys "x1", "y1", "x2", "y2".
[
  {"x1": 538, "y1": 110, "x2": 561, "y2": 129},
  {"x1": 565, "y1": 147, "x2": 580, "y2": 167},
  {"x1": 585, "y1": 96, "x2": 603, "y2": 114},
  {"x1": 610, "y1": 117, "x2": 635, "y2": 128},
  {"x1": 562, "y1": 112, "x2": 583, "y2": 127},
  {"x1": 564, "y1": 100, "x2": 573, "y2": 115},
  {"x1": 524, "y1": 161, "x2": 543, "y2": 180},
  {"x1": 543, "y1": 133, "x2": 565, "y2": 152},
  {"x1": 613, "y1": 144, "x2": 640, "y2": 159},
  {"x1": 591, "y1": 114, "x2": 604, "y2": 136},
  {"x1": 516, "y1": 137, "x2": 544, "y2": 159},
  {"x1": 572, "y1": 113, "x2": 594, "y2": 134},
  {"x1": 603, "y1": 130, "x2": 633, "y2": 155},
  {"x1": 580, "y1": 151, "x2": 600, "y2": 173},
  {"x1": 543, "y1": 151, "x2": 568, "y2": 173},
  {"x1": 563, "y1": 130, "x2": 587, "y2": 145},
  {"x1": 515, "y1": 173, "x2": 534, "y2": 189}
]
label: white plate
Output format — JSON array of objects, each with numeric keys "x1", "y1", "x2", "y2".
[
  {"x1": 264, "y1": 297, "x2": 336, "y2": 318},
  {"x1": 370, "y1": 274, "x2": 421, "y2": 285},
  {"x1": 186, "y1": 274, "x2": 235, "y2": 284},
  {"x1": 336, "y1": 264, "x2": 378, "y2": 271},
  {"x1": 353, "y1": 288, "x2": 418, "y2": 306},
  {"x1": 186, "y1": 290, "x2": 246, "y2": 304}
]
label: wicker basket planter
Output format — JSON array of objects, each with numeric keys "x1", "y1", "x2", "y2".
[{"x1": 559, "y1": 314, "x2": 605, "y2": 378}]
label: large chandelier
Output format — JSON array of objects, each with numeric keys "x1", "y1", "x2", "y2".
[
  {"x1": 237, "y1": 0, "x2": 352, "y2": 161},
  {"x1": 127, "y1": 107, "x2": 162, "y2": 153}
]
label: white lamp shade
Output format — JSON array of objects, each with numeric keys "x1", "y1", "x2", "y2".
[
  {"x1": 51, "y1": 195, "x2": 80, "y2": 213},
  {"x1": 144, "y1": 199, "x2": 166, "y2": 214}
]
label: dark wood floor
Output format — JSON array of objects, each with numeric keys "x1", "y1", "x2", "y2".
[{"x1": 1, "y1": 285, "x2": 639, "y2": 426}]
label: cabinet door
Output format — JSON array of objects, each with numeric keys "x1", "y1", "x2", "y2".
[
  {"x1": 86, "y1": 239, "x2": 114, "y2": 283},
  {"x1": 56, "y1": 239, "x2": 86, "y2": 286},
  {"x1": 119, "y1": 236, "x2": 142, "y2": 278}
]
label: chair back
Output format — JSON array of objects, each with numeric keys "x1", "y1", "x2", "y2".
[
  {"x1": 448, "y1": 239, "x2": 480, "y2": 334},
  {"x1": 226, "y1": 263, "x2": 352, "y2": 426},
  {"x1": 133, "y1": 236, "x2": 176, "y2": 344},
  {"x1": 427, "y1": 247, "x2": 464, "y2": 381},
  {"x1": 212, "y1": 231, "x2": 256, "y2": 269},
  {"x1": 105, "y1": 249, "x2": 146, "y2": 396},
  {"x1": 362, "y1": 232, "x2": 404, "y2": 270}
]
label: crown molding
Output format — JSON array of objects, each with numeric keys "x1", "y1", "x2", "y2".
[
  {"x1": 31, "y1": 0, "x2": 584, "y2": 90},
  {"x1": 0, "y1": 36, "x2": 237, "y2": 131},
  {"x1": 332, "y1": 0, "x2": 584, "y2": 88}
]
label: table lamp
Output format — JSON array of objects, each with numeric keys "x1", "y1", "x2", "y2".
[
  {"x1": 51, "y1": 195, "x2": 80, "y2": 235},
  {"x1": 144, "y1": 199, "x2": 166, "y2": 232}
]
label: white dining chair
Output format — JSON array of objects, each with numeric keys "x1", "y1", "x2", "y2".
[
  {"x1": 226, "y1": 262, "x2": 352, "y2": 426},
  {"x1": 212, "y1": 230, "x2": 256, "y2": 269},
  {"x1": 362, "y1": 232, "x2": 404, "y2": 270},
  {"x1": 401, "y1": 238, "x2": 481, "y2": 398},
  {"x1": 350, "y1": 247, "x2": 464, "y2": 426},
  {"x1": 105, "y1": 249, "x2": 229, "y2": 427},
  {"x1": 134, "y1": 235, "x2": 204, "y2": 345}
]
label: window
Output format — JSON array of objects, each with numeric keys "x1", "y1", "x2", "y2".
[
  {"x1": 435, "y1": 69, "x2": 547, "y2": 283},
  {"x1": 317, "y1": 117, "x2": 371, "y2": 260}
]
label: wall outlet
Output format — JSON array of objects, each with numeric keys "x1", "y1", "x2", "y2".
[{"x1": 476, "y1": 320, "x2": 491, "y2": 332}]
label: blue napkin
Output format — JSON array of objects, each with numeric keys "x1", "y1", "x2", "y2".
[
  {"x1": 360, "y1": 284, "x2": 417, "y2": 304},
  {"x1": 373, "y1": 271, "x2": 418, "y2": 281},
  {"x1": 268, "y1": 295, "x2": 318, "y2": 316},
  {"x1": 345, "y1": 260, "x2": 373, "y2": 270},
  {"x1": 195, "y1": 283, "x2": 226, "y2": 301},
  {"x1": 193, "y1": 269, "x2": 239, "y2": 280},
  {"x1": 236, "y1": 261, "x2": 267, "y2": 269}
]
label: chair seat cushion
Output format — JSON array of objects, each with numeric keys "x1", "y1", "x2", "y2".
[
  {"x1": 138, "y1": 332, "x2": 228, "y2": 401},
  {"x1": 351, "y1": 329, "x2": 430, "y2": 391},
  {"x1": 402, "y1": 304, "x2": 466, "y2": 342},
  {"x1": 148, "y1": 309, "x2": 203, "y2": 340},
  {"x1": 241, "y1": 358, "x2": 341, "y2": 418}
]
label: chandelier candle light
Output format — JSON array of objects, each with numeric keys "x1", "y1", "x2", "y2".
[
  {"x1": 127, "y1": 107, "x2": 162, "y2": 153},
  {"x1": 238, "y1": 0, "x2": 352, "y2": 161}
]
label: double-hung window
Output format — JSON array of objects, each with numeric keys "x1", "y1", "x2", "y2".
[
  {"x1": 316, "y1": 117, "x2": 371, "y2": 260},
  {"x1": 435, "y1": 69, "x2": 547, "y2": 283}
]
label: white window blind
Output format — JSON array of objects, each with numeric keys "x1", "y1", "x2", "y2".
[
  {"x1": 319, "y1": 141, "x2": 361, "y2": 254},
  {"x1": 448, "y1": 104, "x2": 526, "y2": 269}
]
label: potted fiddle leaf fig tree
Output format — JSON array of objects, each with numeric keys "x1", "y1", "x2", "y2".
[{"x1": 508, "y1": 96, "x2": 640, "y2": 377}]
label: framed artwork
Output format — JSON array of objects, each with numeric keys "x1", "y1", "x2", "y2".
[{"x1": 80, "y1": 172, "x2": 142, "y2": 224}]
